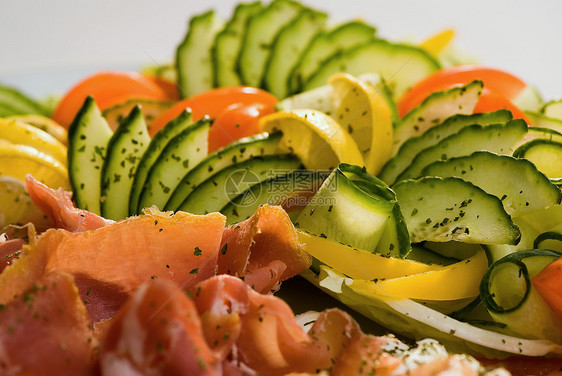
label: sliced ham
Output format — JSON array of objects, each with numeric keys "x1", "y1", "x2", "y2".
[
  {"x1": 219, "y1": 205, "x2": 311, "y2": 293},
  {"x1": 25, "y1": 174, "x2": 112, "y2": 232},
  {"x1": 0, "y1": 271, "x2": 96, "y2": 376},
  {"x1": 100, "y1": 278, "x2": 219, "y2": 376}
]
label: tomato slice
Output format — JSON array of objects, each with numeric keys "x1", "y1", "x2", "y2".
[
  {"x1": 52, "y1": 71, "x2": 169, "y2": 128},
  {"x1": 142, "y1": 74, "x2": 180, "y2": 101},
  {"x1": 398, "y1": 65, "x2": 528, "y2": 118},
  {"x1": 149, "y1": 86, "x2": 277, "y2": 136},
  {"x1": 209, "y1": 102, "x2": 275, "y2": 153},
  {"x1": 532, "y1": 257, "x2": 562, "y2": 319}
]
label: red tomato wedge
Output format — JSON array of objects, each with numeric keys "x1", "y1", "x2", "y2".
[
  {"x1": 143, "y1": 74, "x2": 180, "y2": 101},
  {"x1": 531, "y1": 257, "x2": 562, "y2": 319},
  {"x1": 209, "y1": 102, "x2": 275, "y2": 153},
  {"x1": 398, "y1": 65, "x2": 528, "y2": 120},
  {"x1": 52, "y1": 71, "x2": 170, "y2": 128},
  {"x1": 149, "y1": 87, "x2": 278, "y2": 144}
]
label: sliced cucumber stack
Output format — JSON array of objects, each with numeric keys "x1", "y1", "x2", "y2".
[
  {"x1": 288, "y1": 21, "x2": 376, "y2": 94},
  {"x1": 129, "y1": 110, "x2": 194, "y2": 215},
  {"x1": 237, "y1": 0, "x2": 303, "y2": 87},
  {"x1": 221, "y1": 169, "x2": 329, "y2": 224},
  {"x1": 213, "y1": 2, "x2": 263, "y2": 87},
  {"x1": 100, "y1": 106, "x2": 150, "y2": 220},
  {"x1": 263, "y1": 9, "x2": 326, "y2": 98},
  {"x1": 513, "y1": 139, "x2": 562, "y2": 179},
  {"x1": 176, "y1": 10, "x2": 223, "y2": 97},
  {"x1": 392, "y1": 81, "x2": 483, "y2": 155},
  {"x1": 137, "y1": 117, "x2": 210, "y2": 212},
  {"x1": 396, "y1": 119, "x2": 528, "y2": 182},
  {"x1": 303, "y1": 39, "x2": 440, "y2": 99},
  {"x1": 165, "y1": 132, "x2": 282, "y2": 211},
  {"x1": 421, "y1": 151, "x2": 561, "y2": 217},
  {"x1": 380, "y1": 110, "x2": 512, "y2": 185},
  {"x1": 67, "y1": 97, "x2": 113, "y2": 215},
  {"x1": 178, "y1": 154, "x2": 302, "y2": 214}
]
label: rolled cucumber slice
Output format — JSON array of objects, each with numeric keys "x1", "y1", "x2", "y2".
[
  {"x1": 379, "y1": 109, "x2": 512, "y2": 185},
  {"x1": 534, "y1": 223, "x2": 562, "y2": 252},
  {"x1": 296, "y1": 163, "x2": 410, "y2": 257},
  {"x1": 100, "y1": 106, "x2": 150, "y2": 220},
  {"x1": 176, "y1": 10, "x2": 223, "y2": 98},
  {"x1": 396, "y1": 119, "x2": 528, "y2": 182},
  {"x1": 137, "y1": 117, "x2": 210, "y2": 212},
  {"x1": 288, "y1": 21, "x2": 376, "y2": 94},
  {"x1": 541, "y1": 99, "x2": 562, "y2": 120},
  {"x1": 213, "y1": 2, "x2": 262, "y2": 87},
  {"x1": 129, "y1": 110, "x2": 194, "y2": 216},
  {"x1": 237, "y1": 0, "x2": 302, "y2": 87},
  {"x1": 67, "y1": 97, "x2": 113, "y2": 215},
  {"x1": 164, "y1": 132, "x2": 282, "y2": 211},
  {"x1": 303, "y1": 39, "x2": 440, "y2": 100},
  {"x1": 263, "y1": 9, "x2": 326, "y2": 99},
  {"x1": 393, "y1": 176, "x2": 521, "y2": 246},
  {"x1": 392, "y1": 80, "x2": 483, "y2": 155},
  {"x1": 421, "y1": 151, "x2": 561, "y2": 217},
  {"x1": 480, "y1": 250, "x2": 562, "y2": 343},
  {"x1": 178, "y1": 154, "x2": 301, "y2": 214}
]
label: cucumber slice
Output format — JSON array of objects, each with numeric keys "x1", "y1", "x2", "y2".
[
  {"x1": 541, "y1": 99, "x2": 562, "y2": 120},
  {"x1": 396, "y1": 119, "x2": 528, "y2": 182},
  {"x1": 513, "y1": 139, "x2": 562, "y2": 179},
  {"x1": 525, "y1": 111, "x2": 562, "y2": 134},
  {"x1": 237, "y1": 0, "x2": 303, "y2": 87},
  {"x1": 421, "y1": 151, "x2": 561, "y2": 217},
  {"x1": 379, "y1": 110, "x2": 512, "y2": 185},
  {"x1": 0, "y1": 103, "x2": 19, "y2": 116},
  {"x1": 393, "y1": 177, "x2": 521, "y2": 246},
  {"x1": 480, "y1": 250, "x2": 562, "y2": 343},
  {"x1": 0, "y1": 83, "x2": 48, "y2": 116},
  {"x1": 165, "y1": 132, "x2": 282, "y2": 211},
  {"x1": 534, "y1": 223, "x2": 562, "y2": 252},
  {"x1": 303, "y1": 39, "x2": 440, "y2": 100},
  {"x1": 296, "y1": 163, "x2": 410, "y2": 257},
  {"x1": 102, "y1": 98, "x2": 173, "y2": 132},
  {"x1": 176, "y1": 10, "x2": 223, "y2": 98},
  {"x1": 392, "y1": 81, "x2": 483, "y2": 155},
  {"x1": 178, "y1": 154, "x2": 301, "y2": 214},
  {"x1": 137, "y1": 117, "x2": 210, "y2": 212},
  {"x1": 213, "y1": 2, "x2": 262, "y2": 87},
  {"x1": 67, "y1": 97, "x2": 113, "y2": 215},
  {"x1": 288, "y1": 21, "x2": 376, "y2": 94},
  {"x1": 221, "y1": 169, "x2": 328, "y2": 225},
  {"x1": 129, "y1": 110, "x2": 194, "y2": 216},
  {"x1": 263, "y1": 9, "x2": 326, "y2": 99},
  {"x1": 100, "y1": 106, "x2": 150, "y2": 220}
]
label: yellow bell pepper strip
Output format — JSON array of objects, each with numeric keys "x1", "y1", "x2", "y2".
[
  {"x1": 297, "y1": 230, "x2": 441, "y2": 280},
  {"x1": 348, "y1": 249, "x2": 488, "y2": 301}
]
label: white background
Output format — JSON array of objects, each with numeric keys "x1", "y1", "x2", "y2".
[{"x1": 0, "y1": 0, "x2": 560, "y2": 99}]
